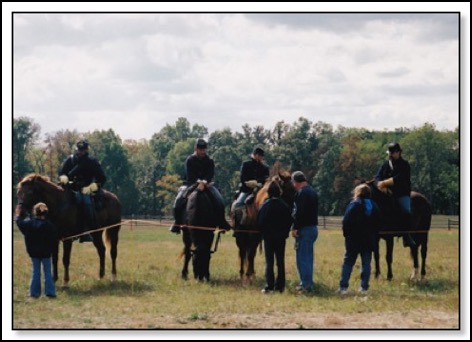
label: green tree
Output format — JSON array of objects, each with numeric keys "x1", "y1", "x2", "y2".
[
  {"x1": 156, "y1": 174, "x2": 183, "y2": 216},
  {"x1": 13, "y1": 117, "x2": 40, "y2": 182},
  {"x1": 401, "y1": 123, "x2": 459, "y2": 214},
  {"x1": 124, "y1": 139, "x2": 159, "y2": 215},
  {"x1": 87, "y1": 129, "x2": 137, "y2": 215}
]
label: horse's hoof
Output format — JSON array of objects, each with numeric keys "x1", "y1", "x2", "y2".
[{"x1": 111, "y1": 274, "x2": 117, "y2": 282}]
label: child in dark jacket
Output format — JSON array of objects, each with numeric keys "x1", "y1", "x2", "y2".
[
  {"x1": 337, "y1": 184, "x2": 381, "y2": 295},
  {"x1": 257, "y1": 182, "x2": 293, "y2": 293},
  {"x1": 16, "y1": 202, "x2": 57, "y2": 298}
]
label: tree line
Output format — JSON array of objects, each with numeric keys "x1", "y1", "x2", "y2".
[{"x1": 13, "y1": 116, "x2": 459, "y2": 216}]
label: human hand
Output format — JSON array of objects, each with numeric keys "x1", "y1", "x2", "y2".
[
  {"x1": 59, "y1": 175, "x2": 69, "y2": 185},
  {"x1": 245, "y1": 180, "x2": 259, "y2": 188}
]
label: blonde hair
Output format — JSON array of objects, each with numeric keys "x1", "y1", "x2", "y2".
[
  {"x1": 353, "y1": 184, "x2": 371, "y2": 200},
  {"x1": 33, "y1": 202, "x2": 48, "y2": 217}
]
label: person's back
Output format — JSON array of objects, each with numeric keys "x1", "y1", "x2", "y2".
[
  {"x1": 342, "y1": 197, "x2": 381, "y2": 253},
  {"x1": 338, "y1": 184, "x2": 380, "y2": 295},
  {"x1": 257, "y1": 182, "x2": 292, "y2": 293},
  {"x1": 258, "y1": 197, "x2": 292, "y2": 240},
  {"x1": 16, "y1": 207, "x2": 56, "y2": 258},
  {"x1": 15, "y1": 202, "x2": 57, "y2": 298}
]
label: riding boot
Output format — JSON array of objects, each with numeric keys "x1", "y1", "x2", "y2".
[
  {"x1": 169, "y1": 186, "x2": 188, "y2": 234},
  {"x1": 169, "y1": 207, "x2": 183, "y2": 234},
  {"x1": 402, "y1": 233, "x2": 416, "y2": 248}
]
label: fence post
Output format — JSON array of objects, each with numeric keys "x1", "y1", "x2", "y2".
[{"x1": 323, "y1": 216, "x2": 326, "y2": 229}]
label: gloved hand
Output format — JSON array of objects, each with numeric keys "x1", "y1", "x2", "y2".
[
  {"x1": 59, "y1": 175, "x2": 69, "y2": 185},
  {"x1": 378, "y1": 178, "x2": 394, "y2": 189},
  {"x1": 89, "y1": 182, "x2": 98, "y2": 192},
  {"x1": 82, "y1": 182, "x2": 98, "y2": 194},
  {"x1": 245, "y1": 180, "x2": 259, "y2": 189}
]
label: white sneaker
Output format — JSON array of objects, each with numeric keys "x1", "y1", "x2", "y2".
[
  {"x1": 336, "y1": 287, "x2": 348, "y2": 295},
  {"x1": 358, "y1": 287, "x2": 368, "y2": 295}
]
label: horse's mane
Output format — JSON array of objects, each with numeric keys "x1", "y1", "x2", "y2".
[{"x1": 17, "y1": 173, "x2": 63, "y2": 192}]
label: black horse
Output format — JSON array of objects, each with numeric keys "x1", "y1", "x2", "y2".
[
  {"x1": 366, "y1": 180, "x2": 432, "y2": 280},
  {"x1": 232, "y1": 171, "x2": 296, "y2": 283},
  {"x1": 180, "y1": 188, "x2": 219, "y2": 281},
  {"x1": 17, "y1": 174, "x2": 121, "y2": 286}
]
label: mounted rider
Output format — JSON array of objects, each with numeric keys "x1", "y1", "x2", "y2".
[
  {"x1": 59, "y1": 139, "x2": 106, "y2": 242},
  {"x1": 169, "y1": 138, "x2": 231, "y2": 234},
  {"x1": 231, "y1": 147, "x2": 269, "y2": 223},
  {"x1": 375, "y1": 142, "x2": 416, "y2": 248}
]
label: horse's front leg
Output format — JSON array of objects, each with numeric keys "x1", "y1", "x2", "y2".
[
  {"x1": 246, "y1": 234, "x2": 260, "y2": 279},
  {"x1": 236, "y1": 235, "x2": 246, "y2": 279},
  {"x1": 181, "y1": 229, "x2": 192, "y2": 280},
  {"x1": 62, "y1": 239, "x2": 73, "y2": 287},
  {"x1": 52, "y1": 240, "x2": 60, "y2": 282},
  {"x1": 385, "y1": 237, "x2": 394, "y2": 281},
  {"x1": 374, "y1": 237, "x2": 381, "y2": 278},
  {"x1": 420, "y1": 239, "x2": 428, "y2": 279},
  {"x1": 92, "y1": 234, "x2": 106, "y2": 279},
  {"x1": 409, "y1": 244, "x2": 419, "y2": 281}
]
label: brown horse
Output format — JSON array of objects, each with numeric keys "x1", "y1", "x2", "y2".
[
  {"x1": 365, "y1": 180, "x2": 432, "y2": 280},
  {"x1": 17, "y1": 174, "x2": 121, "y2": 286},
  {"x1": 232, "y1": 171, "x2": 296, "y2": 283}
]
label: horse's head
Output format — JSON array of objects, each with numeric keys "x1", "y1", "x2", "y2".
[
  {"x1": 277, "y1": 170, "x2": 296, "y2": 208},
  {"x1": 17, "y1": 174, "x2": 63, "y2": 212},
  {"x1": 256, "y1": 171, "x2": 296, "y2": 210}
]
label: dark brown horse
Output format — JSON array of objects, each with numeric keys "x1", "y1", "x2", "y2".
[
  {"x1": 232, "y1": 171, "x2": 295, "y2": 283},
  {"x1": 365, "y1": 180, "x2": 432, "y2": 280},
  {"x1": 17, "y1": 174, "x2": 121, "y2": 286},
  {"x1": 180, "y1": 187, "x2": 218, "y2": 281}
]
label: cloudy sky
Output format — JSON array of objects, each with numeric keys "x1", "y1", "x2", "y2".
[{"x1": 12, "y1": 12, "x2": 460, "y2": 141}]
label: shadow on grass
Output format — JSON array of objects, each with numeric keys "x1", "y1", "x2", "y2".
[
  {"x1": 61, "y1": 280, "x2": 154, "y2": 297},
  {"x1": 412, "y1": 278, "x2": 458, "y2": 293}
]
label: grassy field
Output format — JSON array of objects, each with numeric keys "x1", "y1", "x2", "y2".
[{"x1": 12, "y1": 217, "x2": 459, "y2": 329}]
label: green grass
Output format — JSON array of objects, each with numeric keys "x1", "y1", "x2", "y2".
[{"x1": 12, "y1": 218, "x2": 459, "y2": 328}]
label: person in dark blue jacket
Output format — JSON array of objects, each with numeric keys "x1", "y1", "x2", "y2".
[
  {"x1": 375, "y1": 142, "x2": 415, "y2": 248},
  {"x1": 16, "y1": 202, "x2": 57, "y2": 298},
  {"x1": 59, "y1": 139, "x2": 106, "y2": 242},
  {"x1": 169, "y1": 138, "x2": 231, "y2": 233},
  {"x1": 337, "y1": 184, "x2": 381, "y2": 295},
  {"x1": 257, "y1": 182, "x2": 293, "y2": 293}
]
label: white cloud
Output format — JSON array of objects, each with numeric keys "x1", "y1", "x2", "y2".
[{"x1": 12, "y1": 13, "x2": 460, "y2": 140}]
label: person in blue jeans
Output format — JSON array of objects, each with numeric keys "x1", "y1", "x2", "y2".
[
  {"x1": 337, "y1": 184, "x2": 381, "y2": 295},
  {"x1": 16, "y1": 202, "x2": 57, "y2": 298},
  {"x1": 291, "y1": 171, "x2": 318, "y2": 293}
]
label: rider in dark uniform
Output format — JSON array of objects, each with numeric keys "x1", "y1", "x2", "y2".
[
  {"x1": 375, "y1": 142, "x2": 416, "y2": 248},
  {"x1": 233, "y1": 147, "x2": 269, "y2": 210},
  {"x1": 59, "y1": 140, "x2": 106, "y2": 242},
  {"x1": 169, "y1": 138, "x2": 231, "y2": 234}
]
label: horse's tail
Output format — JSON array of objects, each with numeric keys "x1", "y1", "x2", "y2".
[{"x1": 104, "y1": 222, "x2": 121, "y2": 250}]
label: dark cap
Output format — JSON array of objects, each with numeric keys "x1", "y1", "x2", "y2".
[
  {"x1": 76, "y1": 139, "x2": 89, "y2": 151},
  {"x1": 291, "y1": 171, "x2": 306, "y2": 183},
  {"x1": 387, "y1": 142, "x2": 402, "y2": 153},
  {"x1": 253, "y1": 147, "x2": 265, "y2": 156},
  {"x1": 195, "y1": 138, "x2": 208, "y2": 149}
]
